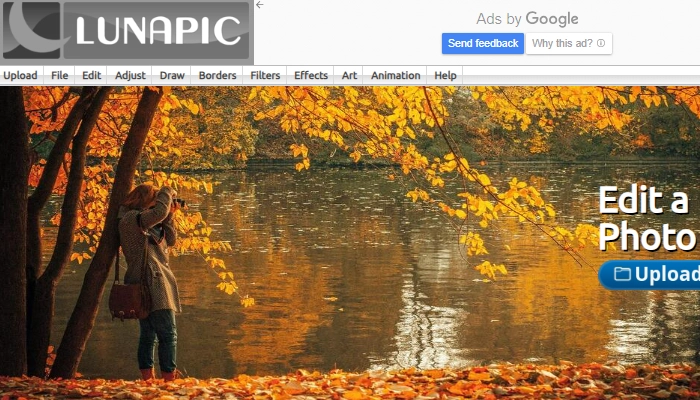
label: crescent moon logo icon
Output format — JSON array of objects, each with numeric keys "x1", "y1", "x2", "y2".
[{"x1": 8, "y1": 2, "x2": 68, "y2": 54}]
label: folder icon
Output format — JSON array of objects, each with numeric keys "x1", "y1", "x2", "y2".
[{"x1": 614, "y1": 267, "x2": 632, "y2": 282}]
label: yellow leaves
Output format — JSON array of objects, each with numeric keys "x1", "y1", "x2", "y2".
[
  {"x1": 471, "y1": 198, "x2": 493, "y2": 217},
  {"x1": 200, "y1": 181, "x2": 213, "y2": 194},
  {"x1": 282, "y1": 380, "x2": 306, "y2": 395},
  {"x1": 574, "y1": 223, "x2": 600, "y2": 249},
  {"x1": 641, "y1": 91, "x2": 664, "y2": 108},
  {"x1": 217, "y1": 282, "x2": 238, "y2": 295},
  {"x1": 406, "y1": 188, "x2": 430, "y2": 203},
  {"x1": 8, "y1": 363, "x2": 699, "y2": 399},
  {"x1": 248, "y1": 87, "x2": 258, "y2": 101},
  {"x1": 439, "y1": 160, "x2": 457, "y2": 173},
  {"x1": 216, "y1": 272, "x2": 232, "y2": 283},
  {"x1": 295, "y1": 158, "x2": 310, "y2": 172},
  {"x1": 25, "y1": 87, "x2": 79, "y2": 135},
  {"x1": 474, "y1": 261, "x2": 507, "y2": 280},
  {"x1": 472, "y1": 86, "x2": 642, "y2": 134},
  {"x1": 330, "y1": 131, "x2": 345, "y2": 147},
  {"x1": 429, "y1": 175, "x2": 444, "y2": 188},
  {"x1": 290, "y1": 144, "x2": 311, "y2": 171},
  {"x1": 161, "y1": 95, "x2": 200, "y2": 116},
  {"x1": 527, "y1": 133, "x2": 550, "y2": 154},
  {"x1": 508, "y1": 177, "x2": 528, "y2": 191},
  {"x1": 545, "y1": 204, "x2": 556, "y2": 218},
  {"x1": 438, "y1": 153, "x2": 460, "y2": 174},
  {"x1": 477, "y1": 174, "x2": 491, "y2": 187},
  {"x1": 338, "y1": 119, "x2": 352, "y2": 132},
  {"x1": 349, "y1": 151, "x2": 362, "y2": 163},
  {"x1": 251, "y1": 86, "x2": 451, "y2": 169},
  {"x1": 467, "y1": 371, "x2": 492, "y2": 381},
  {"x1": 70, "y1": 252, "x2": 91, "y2": 264},
  {"x1": 459, "y1": 232, "x2": 487, "y2": 256},
  {"x1": 548, "y1": 226, "x2": 575, "y2": 246},
  {"x1": 423, "y1": 369, "x2": 445, "y2": 379},
  {"x1": 207, "y1": 257, "x2": 226, "y2": 270},
  {"x1": 342, "y1": 388, "x2": 367, "y2": 400},
  {"x1": 175, "y1": 211, "x2": 247, "y2": 300},
  {"x1": 319, "y1": 129, "x2": 331, "y2": 140},
  {"x1": 25, "y1": 88, "x2": 262, "y2": 313},
  {"x1": 630, "y1": 86, "x2": 642, "y2": 102},
  {"x1": 440, "y1": 202, "x2": 464, "y2": 219},
  {"x1": 458, "y1": 157, "x2": 470, "y2": 172}
]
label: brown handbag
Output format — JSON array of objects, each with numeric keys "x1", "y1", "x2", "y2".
[{"x1": 109, "y1": 214, "x2": 152, "y2": 321}]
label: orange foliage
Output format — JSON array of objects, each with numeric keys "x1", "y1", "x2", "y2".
[
  {"x1": 2, "y1": 364, "x2": 699, "y2": 399},
  {"x1": 248, "y1": 86, "x2": 602, "y2": 277},
  {"x1": 27, "y1": 85, "x2": 700, "y2": 285},
  {"x1": 25, "y1": 86, "x2": 251, "y2": 305}
]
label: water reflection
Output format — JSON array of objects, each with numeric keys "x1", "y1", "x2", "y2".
[{"x1": 50, "y1": 163, "x2": 700, "y2": 379}]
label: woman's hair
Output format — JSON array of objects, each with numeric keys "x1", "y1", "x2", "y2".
[{"x1": 122, "y1": 184, "x2": 158, "y2": 210}]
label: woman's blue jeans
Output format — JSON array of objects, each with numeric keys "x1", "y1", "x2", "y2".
[{"x1": 138, "y1": 309, "x2": 177, "y2": 373}]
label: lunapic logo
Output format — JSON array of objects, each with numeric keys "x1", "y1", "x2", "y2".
[
  {"x1": 2, "y1": 1, "x2": 252, "y2": 61},
  {"x1": 3, "y1": 2, "x2": 66, "y2": 59}
]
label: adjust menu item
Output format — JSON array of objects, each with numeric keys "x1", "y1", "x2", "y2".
[{"x1": 107, "y1": 66, "x2": 151, "y2": 84}]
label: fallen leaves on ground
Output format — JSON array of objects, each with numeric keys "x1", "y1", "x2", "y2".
[{"x1": 2, "y1": 363, "x2": 700, "y2": 399}]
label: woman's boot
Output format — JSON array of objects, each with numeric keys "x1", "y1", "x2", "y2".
[
  {"x1": 140, "y1": 368, "x2": 155, "y2": 381},
  {"x1": 161, "y1": 369, "x2": 179, "y2": 382}
]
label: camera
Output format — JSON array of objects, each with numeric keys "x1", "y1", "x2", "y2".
[{"x1": 173, "y1": 198, "x2": 186, "y2": 207}]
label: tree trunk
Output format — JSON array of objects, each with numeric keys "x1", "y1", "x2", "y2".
[
  {"x1": 27, "y1": 87, "x2": 112, "y2": 377},
  {"x1": 26, "y1": 87, "x2": 98, "y2": 349},
  {"x1": 0, "y1": 87, "x2": 30, "y2": 376},
  {"x1": 51, "y1": 87, "x2": 164, "y2": 379}
]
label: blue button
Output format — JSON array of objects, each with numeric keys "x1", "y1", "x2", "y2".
[
  {"x1": 442, "y1": 33, "x2": 524, "y2": 54},
  {"x1": 599, "y1": 260, "x2": 700, "y2": 290}
]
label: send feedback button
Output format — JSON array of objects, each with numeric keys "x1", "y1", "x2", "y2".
[
  {"x1": 599, "y1": 260, "x2": 700, "y2": 290},
  {"x1": 442, "y1": 33, "x2": 524, "y2": 54}
]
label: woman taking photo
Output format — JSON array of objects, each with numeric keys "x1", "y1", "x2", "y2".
[{"x1": 118, "y1": 184, "x2": 182, "y2": 381}]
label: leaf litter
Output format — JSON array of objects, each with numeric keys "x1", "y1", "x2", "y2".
[{"x1": 2, "y1": 362, "x2": 700, "y2": 399}]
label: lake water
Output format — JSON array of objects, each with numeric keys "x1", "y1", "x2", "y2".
[{"x1": 51, "y1": 162, "x2": 700, "y2": 379}]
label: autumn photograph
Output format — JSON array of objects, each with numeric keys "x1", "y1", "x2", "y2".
[{"x1": 3, "y1": 86, "x2": 700, "y2": 398}]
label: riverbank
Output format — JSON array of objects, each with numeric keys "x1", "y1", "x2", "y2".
[
  {"x1": 154, "y1": 155, "x2": 700, "y2": 174},
  {"x1": 2, "y1": 363, "x2": 698, "y2": 399}
]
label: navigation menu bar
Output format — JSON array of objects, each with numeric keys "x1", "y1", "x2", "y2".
[{"x1": 4, "y1": 66, "x2": 700, "y2": 85}]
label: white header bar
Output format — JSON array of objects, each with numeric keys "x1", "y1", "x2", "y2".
[{"x1": 3, "y1": 0, "x2": 700, "y2": 84}]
